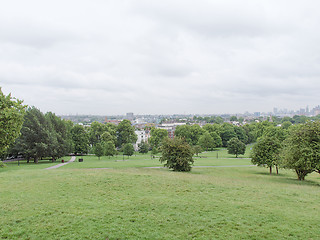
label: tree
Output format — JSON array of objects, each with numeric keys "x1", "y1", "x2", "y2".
[
  {"x1": 71, "y1": 125, "x2": 89, "y2": 155},
  {"x1": 210, "y1": 131, "x2": 222, "y2": 147},
  {"x1": 281, "y1": 122, "x2": 320, "y2": 180},
  {"x1": 101, "y1": 131, "x2": 116, "y2": 145},
  {"x1": 193, "y1": 145, "x2": 203, "y2": 157},
  {"x1": 149, "y1": 127, "x2": 168, "y2": 150},
  {"x1": 0, "y1": 88, "x2": 26, "y2": 155},
  {"x1": 11, "y1": 107, "x2": 50, "y2": 163},
  {"x1": 122, "y1": 143, "x2": 134, "y2": 158},
  {"x1": 138, "y1": 140, "x2": 149, "y2": 154},
  {"x1": 220, "y1": 123, "x2": 237, "y2": 147},
  {"x1": 234, "y1": 126, "x2": 248, "y2": 144},
  {"x1": 105, "y1": 141, "x2": 116, "y2": 158},
  {"x1": 94, "y1": 142, "x2": 104, "y2": 160},
  {"x1": 45, "y1": 112, "x2": 70, "y2": 161},
  {"x1": 251, "y1": 136, "x2": 281, "y2": 174},
  {"x1": 198, "y1": 131, "x2": 215, "y2": 151},
  {"x1": 88, "y1": 121, "x2": 107, "y2": 147},
  {"x1": 160, "y1": 137, "x2": 194, "y2": 172},
  {"x1": 230, "y1": 116, "x2": 238, "y2": 121},
  {"x1": 116, "y1": 120, "x2": 137, "y2": 148},
  {"x1": 281, "y1": 121, "x2": 292, "y2": 130},
  {"x1": 227, "y1": 137, "x2": 246, "y2": 158},
  {"x1": 189, "y1": 124, "x2": 205, "y2": 145}
]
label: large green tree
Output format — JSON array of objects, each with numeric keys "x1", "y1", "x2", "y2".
[
  {"x1": 11, "y1": 107, "x2": 49, "y2": 163},
  {"x1": 251, "y1": 136, "x2": 281, "y2": 174},
  {"x1": 105, "y1": 141, "x2": 116, "y2": 158},
  {"x1": 116, "y1": 120, "x2": 137, "y2": 148},
  {"x1": 94, "y1": 141, "x2": 104, "y2": 160},
  {"x1": 45, "y1": 112, "x2": 71, "y2": 161},
  {"x1": 122, "y1": 143, "x2": 134, "y2": 158},
  {"x1": 227, "y1": 137, "x2": 246, "y2": 158},
  {"x1": 220, "y1": 123, "x2": 237, "y2": 147},
  {"x1": 160, "y1": 137, "x2": 194, "y2": 172},
  {"x1": 149, "y1": 127, "x2": 168, "y2": 150},
  {"x1": 71, "y1": 125, "x2": 89, "y2": 155},
  {"x1": 0, "y1": 88, "x2": 26, "y2": 155},
  {"x1": 198, "y1": 131, "x2": 215, "y2": 151},
  {"x1": 281, "y1": 121, "x2": 320, "y2": 180},
  {"x1": 138, "y1": 140, "x2": 149, "y2": 154}
]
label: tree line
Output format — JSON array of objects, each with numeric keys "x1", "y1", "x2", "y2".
[
  {"x1": 1, "y1": 88, "x2": 320, "y2": 180},
  {"x1": 1, "y1": 105, "x2": 137, "y2": 163}
]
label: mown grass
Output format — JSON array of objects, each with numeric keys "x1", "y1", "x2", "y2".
[{"x1": 1, "y1": 147, "x2": 319, "y2": 239}]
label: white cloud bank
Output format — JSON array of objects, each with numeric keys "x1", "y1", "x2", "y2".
[{"x1": 1, "y1": 0, "x2": 320, "y2": 115}]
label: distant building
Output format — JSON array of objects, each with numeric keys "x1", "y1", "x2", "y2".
[
  {"x1": 134, "y1": 130, "x2": 150, "y2": 151},
  {"x1": 254, "y1": 112, "x2": 261, "y2": 117},
  {"x1": 126, "y1": 112, "x2": 134, "y2": 120},
  {"x1": 104, "y1": 117, "x2": 121, "y2": 125}
]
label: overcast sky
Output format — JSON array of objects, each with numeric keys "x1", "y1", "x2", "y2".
[{"x1": 1, "y1": 0, "x2": 320, "y2": 115}]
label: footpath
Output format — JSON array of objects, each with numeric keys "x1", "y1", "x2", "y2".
[{"x1": 45, "y1": 156, "x2": 76, "y2": 170}]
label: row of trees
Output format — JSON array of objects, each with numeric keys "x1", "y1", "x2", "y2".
[
  {"x1": 0, "y1": 88, "x2": 26, "y2": 166},
  {"x1": 3, "y1": 105, "x2": 138, "y2": 163},
  {"x1": 251, "y1": 121, "x2": 320, "y2": 180}
]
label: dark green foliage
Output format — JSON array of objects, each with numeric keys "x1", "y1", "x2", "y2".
[
  {"x1": 281, "y1": 121, "x2": 292, "y2": 130},
  {"x1": 263, "y1": 126, "x2": 287, "y2": 142},
  {"x1": 160, "y1": 137, "x2": 194, "y2": 172},
  {"x1": 220, "y1": 123, "x2": 237, "y2": 147},
  {"x1": 149, "y1": 127, "x2": 168, "y2": 150},
  {"x1": 198, "y1": 131, "x2": 215, "y2": 151},
  {"x1": 230, "y1": 116, "x2": 238, "y2": 121},
  {"x1": 122, "y1": 143, "x2": 134, "y2": 158},
  {"x1": 94, "y1": 142, "x2": 104, "y2": 159},
  {"x1": 71, "y1": 125, "x2": 89, "y2": 155},
  {"x1": 138, "y1": 141, "x2": 149, "y2": 154},
  {"x1": 210, "y1": 131, "x2": 222, "y2": 147},
  {"x1": 193, "y1": 145, "x2": 203, "y2": 156},
  {"x1": 174, "y1": 124, "x2": 205, "y2": 146},
  {"x1": 242, "y1": 124, "x2": 256, "y2": 144},
  {"x1": 88, "y1": 121, "x2": 107, "y2": 147},
  {"x1": 234, "y1": 126, "x2": 248, "y2": 144},
  {"x1": 281, "y1": 121, "x2": 320, "y2": 180},
  {"x1": 0, "y1": 88, "x2": 26, "y2": 155},
  {"x1": 251, "y1": 136, "x2": 281, "y2": 174},
  {"x1": 116, "y1": 120, "x2": 137, "y2": 148},
  {"x1": 105, "y1": 141, "x2": 116, "y2": 158},
  {"x1": 227, "y1": 137, "x2": 246, "y2": 158},
  {"x1": 11, "y1": 107, "x2": 49, "y2": 163},
  {"x1": 45, "y1": 112, "x2": 71, "y2": 161}
]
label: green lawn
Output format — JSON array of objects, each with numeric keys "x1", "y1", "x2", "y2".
[{"x1": 1, "y1": 147, "x2": 319, "y2": 239}]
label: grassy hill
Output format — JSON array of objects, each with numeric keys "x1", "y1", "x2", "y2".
[{"x1": 1, "y1": 148, "x2": 319, "y2": 239}]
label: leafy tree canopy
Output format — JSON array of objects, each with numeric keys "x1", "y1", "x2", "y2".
[
  {"x1": 0, "y1": 88, "x2": 26, "y2": 155},
  {"x1": 281, "y1": 121, "x2": 320, "y2": 180},
  {"x1": 227, "y1": 137, "x2": 246, "y2": 158},
  {"x1": 160, "y1": 137, "x2": 194, "y2": 172},
  {"x1": 251, "y1": 136, "x2": 281, "y2": 174}
]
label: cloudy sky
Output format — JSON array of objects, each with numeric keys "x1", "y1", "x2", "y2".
[{"x1": 1, "y1": 0, "x2": 320, "y2": 115}]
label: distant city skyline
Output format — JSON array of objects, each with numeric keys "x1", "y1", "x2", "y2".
[{"x1": 2, "y1": 1, "x2": 320, "y2": 115}]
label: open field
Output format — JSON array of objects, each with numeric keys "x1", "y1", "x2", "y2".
[{"x1": 1, "y1": 148, "x2": 320, "y2": 239}]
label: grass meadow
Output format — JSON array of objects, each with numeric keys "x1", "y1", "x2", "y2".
[{"x1": 1, "y1": 147, "x2": 320, "y2": 239}]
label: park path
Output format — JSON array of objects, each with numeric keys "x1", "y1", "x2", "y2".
[
  {"x1": 143, "y1": 165, "x2": 255, "y2": 169},
  {"x1": 45, "y1": 156, "x2": 76, "y2": 170}
]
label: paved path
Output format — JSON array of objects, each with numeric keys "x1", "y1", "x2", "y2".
[
  {"x1": 143, "y1": 165, "x2": 255, "y2": 169},
  {"x1": 45, "y1": 156, "x2": 76, "y2": 170}
]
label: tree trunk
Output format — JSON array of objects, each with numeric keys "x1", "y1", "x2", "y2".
[
  {"x1": 34, "y1": 157, "x2": 38, "y2": 164},
  {"x1": 269, "y1": 166, "x2": 272, "y2": 174},
  {"x1": 276, "y1": 165, "x2": 279, "y2": 175},
  {"x1": 295, "y1": 169, "x2": 306, "y2": 181}
]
